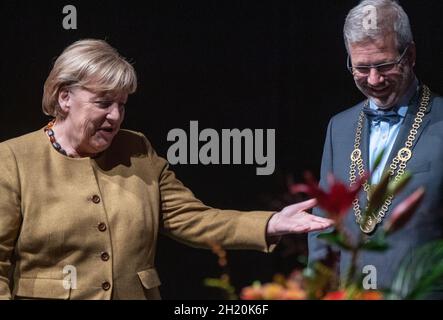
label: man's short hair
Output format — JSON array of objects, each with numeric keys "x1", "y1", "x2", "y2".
[{"x1": 344, "y1": 0, "x2": 413, "y2": 53}]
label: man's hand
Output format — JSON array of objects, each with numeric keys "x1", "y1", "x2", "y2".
[{"x1": 266, "y1": 198, "x2": 334, "y2": 236}]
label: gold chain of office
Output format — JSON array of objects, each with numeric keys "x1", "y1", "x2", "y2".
[{"x1": 349, "y1": 85, "x2": 431, "y2": 234}]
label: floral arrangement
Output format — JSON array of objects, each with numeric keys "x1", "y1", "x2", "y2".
[{"x1": 205, "y1": 154, "x2": 443, "y2": 300}]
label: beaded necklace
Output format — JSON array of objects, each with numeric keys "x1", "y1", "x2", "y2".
[{"x1": 44, "y1": 119, "x2": 71, "y2": 157}]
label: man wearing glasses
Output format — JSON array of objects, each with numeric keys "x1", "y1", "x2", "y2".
[{"x1": 308, "y1": 0, "x2": 443, "y2": 298}]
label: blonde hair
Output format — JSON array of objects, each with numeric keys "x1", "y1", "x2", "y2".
[{"x1": 42, "y1": 39, "x2": 137, "y2": 117}]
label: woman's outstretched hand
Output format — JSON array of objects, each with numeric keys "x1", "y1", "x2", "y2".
[{"x1": 266, "y1": 199, "x2": 334, "y2": 236}]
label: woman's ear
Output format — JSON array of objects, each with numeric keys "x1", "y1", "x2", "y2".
[{"x1": 58, "y1": 88, "x2": 71, "y2": 113}]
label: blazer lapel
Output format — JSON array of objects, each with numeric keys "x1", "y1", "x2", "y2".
[
  {"x1": 361, "y1": 116, "x2": 371, "y2": 175},
  {"x1": 382, "y1": 85, "x2": 432, "y2": 172},
  {"x1": 355, "y1": 106, "x2": 371, "y2": 208}
]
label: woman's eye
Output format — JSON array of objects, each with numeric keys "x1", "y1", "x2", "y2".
[{"x1": 95, "y1": 101, "x2": 112, "y2": 108}]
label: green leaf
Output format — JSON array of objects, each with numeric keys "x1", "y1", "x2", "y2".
[
  {"x1": 204, "y1": 277, "x2": 238, "y2": 300},
  {"x1": 318, "y1": 231, "x2": 352, "y2": 250},
  {"x1": 305, "y1": 262, "x2": 338, "y2": 299},
  {"x1": 366, "y1": 172, "x2": 391, "y2": 214},
  {"x1": 390, "y1": 240, "x2": 443, "y2": 299},
  {"x1": 408, "y1": 262, "x2": 443, "y2": 299},
  {"x1": 361, "y1": 173, "x2": 391, "y2": 229},
  {"x1": 371, "y1": 149, "x2": 386, "y2": 173},
  {"x1": 387, "y1": 171, "x2": 412, "y2": 197},
  {"x1": 360, "y1": 233, "x2": 389, "y2": 252}
]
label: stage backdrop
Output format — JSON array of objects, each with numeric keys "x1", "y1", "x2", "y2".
[{"x1": 0, "y1": 0, "x2": 441, "y2": 299}]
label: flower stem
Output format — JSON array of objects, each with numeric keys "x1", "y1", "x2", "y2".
[{"x1": 344, "y1": 246, "x2": 359, "y2": 289}]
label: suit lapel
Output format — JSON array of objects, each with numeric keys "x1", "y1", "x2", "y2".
[
  {"x1": 382, "y1": 85, "x2": 432, "y2": 172},
  {"x1": 353, "y1": 105, "x2": 371, "y2": 209},
  {"x1": 361, "y1": 116, "x2": 370, "y2": 175}
]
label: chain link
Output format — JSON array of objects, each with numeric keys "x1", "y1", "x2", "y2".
[{"x1": 349, "y1": 85, "x2": 431, "y2": 232}]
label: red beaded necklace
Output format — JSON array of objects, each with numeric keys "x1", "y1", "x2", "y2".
[{"x1": 44, "y1": 119, "x2": 71, "y2": 157}]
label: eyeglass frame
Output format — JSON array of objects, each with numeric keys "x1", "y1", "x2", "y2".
[{"x1": 347, "y1": 44, "x2": 410, "y2": 76}]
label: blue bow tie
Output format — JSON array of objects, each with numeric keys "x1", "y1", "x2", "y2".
[{"x1": 363, "y1": 106, "x2": 401, "y2": 124}]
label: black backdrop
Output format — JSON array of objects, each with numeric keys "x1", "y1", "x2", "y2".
[{"x1": 0, "y1": 0, "x2": 441, "y2": 299}]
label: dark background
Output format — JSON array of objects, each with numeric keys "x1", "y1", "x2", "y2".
[{"x1": 0, "y1": 0, "x2": 441, "y2": 299}]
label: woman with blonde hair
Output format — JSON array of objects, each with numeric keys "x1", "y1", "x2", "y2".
[{"x1": 0, "y1": 39, "x2": 332, "y2": 300}]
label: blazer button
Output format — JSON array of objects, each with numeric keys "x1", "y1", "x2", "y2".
[
  {"x1": 97, "y1": 222, "x2": 107, "y2": 232},
  {"x1": 102, "y1": 281, "x2": 111, "y2": 291},
  {"x1": 92, "y1": 195, "x2": 101, "y2": 204},
  {"x1": 101, "y1": 252, "x2": 110, "y2": 261}
]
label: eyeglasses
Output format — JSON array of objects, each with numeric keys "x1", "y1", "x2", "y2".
[{"x1": 347, "y1": 45, "x2": 410, "y2": 76}]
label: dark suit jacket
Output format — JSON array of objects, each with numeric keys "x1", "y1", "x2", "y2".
[{"x1": 308, "y1": 85, "x2": 443, "y2": 298}]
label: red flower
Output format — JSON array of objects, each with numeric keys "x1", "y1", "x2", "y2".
[
  {"x1": 290, "y1": 172, "x2": 366, "y2": 222},
  {"x1": 241, "y1": 285, "x2": 265, "y2": 300},
  {"x1": 359, "y1": 291, "x2": 383, "y2": 300},
  {"x1": 384, "y1": 187, "x2": 425, "y2": 234},
  {"x1": 322, "y1": 290, "x2": 383, "y2": 300},
  {"x1": 322, "y1": 290, "x2": 347, "y2": 300}
]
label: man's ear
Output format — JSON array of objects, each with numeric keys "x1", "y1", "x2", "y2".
[
  {"x1": 408, "y1": 42, "x2": 416, "y2": 68},
  {"x1": 58, "y1": 88, "x2": 71, "y2": 113}
]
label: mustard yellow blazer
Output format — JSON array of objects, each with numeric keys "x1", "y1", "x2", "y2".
[{"x1": 0, "y1": 128, "x2": 274, "y2": 300}]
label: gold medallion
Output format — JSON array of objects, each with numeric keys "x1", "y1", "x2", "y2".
[
  {"x1": 360, "y1": 216, "x2": 376, "y2": 234},
  {"x1": 398, "y1": 147, "x2": 412, "y2": 162},
  {"x1": 350, "y1": 85, "x2": 431, "y2": 234},
  {"x1": 351, "y1": 149, "x2": 361, "y2": 161}
]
